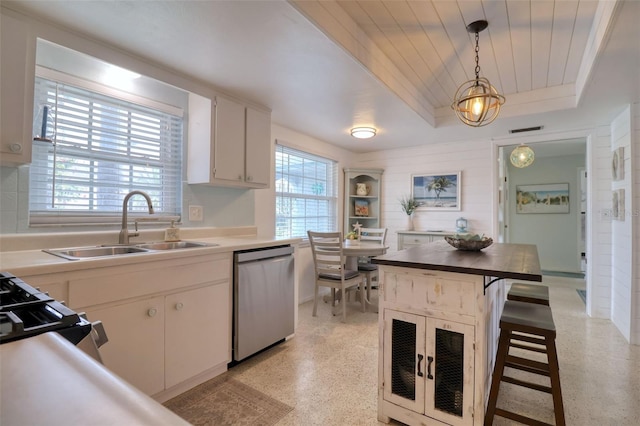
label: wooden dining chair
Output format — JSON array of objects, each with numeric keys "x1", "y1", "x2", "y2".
[
  {"x1": 307, "y1": 231, "x2": 365, "y2": 322},
  {"x1": 357, "y1": 227, "x2": 387, "y2": 300}
]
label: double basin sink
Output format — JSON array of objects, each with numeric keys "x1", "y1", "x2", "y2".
[{"x1": 44, "y1": 241, "x2": 218, "y2": 261}]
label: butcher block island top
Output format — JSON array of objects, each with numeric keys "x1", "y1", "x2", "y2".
[
  {"x1": 372, "y1": 240, "x2": 542, "y2": 283},
  {"x1": 373, "y1": 241, "x2": 542, "y2": 426}
]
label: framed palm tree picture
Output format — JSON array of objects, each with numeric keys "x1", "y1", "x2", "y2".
[{"x1": 411, "y1": 172, "x2": 461, "y2": 211}]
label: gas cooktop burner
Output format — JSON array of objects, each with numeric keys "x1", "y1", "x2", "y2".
[{"x1": 0, "y1": 272, "x2": 90, "y2": 345}]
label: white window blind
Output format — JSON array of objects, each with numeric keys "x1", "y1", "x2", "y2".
[
  {"x1": 275, "y1": 143, "x2": 338, "y2": 239},
  {"x1": 29, "y1": 77, "x2": 183, "y2": 225}
]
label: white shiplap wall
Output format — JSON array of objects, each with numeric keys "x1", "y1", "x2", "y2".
[
  {"x1": 587, "y1": 125, "x2": 613, "y2": 319},
  {"x1": 610, "y1": 106, "x2": 632, "y2": 340},
  {"x1": 632, "y1": 101, "x2": 639, "y2": 345},
  {"x1": 352, "y1": 139, "x2": 495, "y2": 252}
]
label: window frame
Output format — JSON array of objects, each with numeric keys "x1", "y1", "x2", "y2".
[
  {"x1": 29, "y1": 66, "x2": 183, "y2": 226},
  {"x1": 275, "y1": 142, "x2": 338, "y2": 240}
]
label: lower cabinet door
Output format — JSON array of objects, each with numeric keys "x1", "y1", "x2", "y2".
[
  {"x1": 165, "y1": 283, "x2": 230, "y2": 388},
  {"x1": 383, "y1": 309, "x2": 427, "y2": 413},
  {"x1": 425, "y1": 318, "x2": 475, "y2": 426},
  {"x1": 383, "y1": 309, "x2": 475, "y2": 426},
  {"x1": 85, "y1": 296, "x2": 165, "y2": 395}
]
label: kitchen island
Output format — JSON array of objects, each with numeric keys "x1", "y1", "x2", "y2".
[{"x1": 372, "y1": 240, "x2": 541, "y2": 426}]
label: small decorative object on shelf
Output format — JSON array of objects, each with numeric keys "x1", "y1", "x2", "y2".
[
  {"x1": 455, "y1": 217, "x2": 468, "y2": 233},
  {"x1": 352, "y1": 222, "x2": 363, "y2": 236},
  {"x1": 354, "y1": 200, "x2": 369, "y2": 216},
  {"x1": 445, "y1": 234, "x2": 493, "y2": 251},
  {"x1": 356, "y1": 183, "x2": 370, "y2": 195}
]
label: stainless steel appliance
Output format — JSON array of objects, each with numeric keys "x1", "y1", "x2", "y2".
[
  {"x1": 233, "y1": 245, "x2": 294, "y2": 362},
  {"x1": 0, "y1": 272, "x2": 108, "y2": 362}
]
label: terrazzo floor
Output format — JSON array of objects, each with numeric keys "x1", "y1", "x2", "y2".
[{"x1": 224, "y1": 276, "x2": 640, "y2": 425}]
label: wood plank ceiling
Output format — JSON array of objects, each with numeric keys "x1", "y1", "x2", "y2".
[
  {"x1": 2, "y1": 0, "x2": 626, "y2": 151},
  {"x1": 290, "y1": 0, "x2": 607, "y2": 127}
]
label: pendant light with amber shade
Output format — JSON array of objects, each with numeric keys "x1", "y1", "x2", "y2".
[{"x1": 451, "y1": 20, "x2": 505, "y2": 127}]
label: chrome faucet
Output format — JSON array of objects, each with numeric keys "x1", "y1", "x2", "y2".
[{"x1": 119, "y1": 190, "x2": 154, "y2": 244}]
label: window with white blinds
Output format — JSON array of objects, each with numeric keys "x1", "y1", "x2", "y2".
[
  {"x1": 275, "y1": 143, "x2": 338, "y2": 239},
  {"x1": 29, "y1": 76, "x2": 183, "y2": 225}
]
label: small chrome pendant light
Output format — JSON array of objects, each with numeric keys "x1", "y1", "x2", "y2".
[{"x1": 452, "y1": 20, "x2": 505, "y2": 127}]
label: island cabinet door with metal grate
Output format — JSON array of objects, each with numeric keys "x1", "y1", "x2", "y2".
[{"x1": 382, "y1": 309, "x2": 475, "y2": 426}]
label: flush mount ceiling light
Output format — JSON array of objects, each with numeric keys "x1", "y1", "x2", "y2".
[
  {"x1": 510, "y1": 144, "x2": 535, "y2": 168},
  {"x1": 451, "y1": 20, "x2": 505, "y2": 127},
  {"x1": 350, "y1": 127, "x2": 377, "y2": 139}
]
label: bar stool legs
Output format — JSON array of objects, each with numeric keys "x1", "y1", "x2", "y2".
[{"x1": 485, "y1": 301, "x2": 565, "y2": 426}]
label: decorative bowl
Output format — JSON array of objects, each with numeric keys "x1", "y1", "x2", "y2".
[{"x1": 445, "y1": 236, "x2": 493, "y2": 251}]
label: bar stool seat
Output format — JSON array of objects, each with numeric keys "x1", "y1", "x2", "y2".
[
  {"x1": 508, "y1": 282, "x2": 550, "y2": 305},
  {"x1": 485, "y1": 300, "x2": 565, "y2": 426}
]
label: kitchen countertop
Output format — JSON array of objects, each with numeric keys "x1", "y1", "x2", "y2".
[
  {"x1": 373, "y1": 240, "x2": 542, "y2": 282},
  {"x1": 0, "y1": 228, "x2": 300, "y2": 276},
  {"x1": 0, "y1": 332, "x2": 190, "y2": 426}
]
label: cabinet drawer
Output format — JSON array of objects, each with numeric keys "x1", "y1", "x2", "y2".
[
  {"x1": 399, "y1": 234, "x2": 432, "y2": 250},
  {"x1": 18, "y1": 274, "x2": 68, "y2": 302},
  {"x1": 383, "y1": 270, "x2": 476, "y2": 316},
  {"x1": 69, "y1": 253, "x2": 231, "y2": 309},
  {"x1": 406, "y1": 235, "x2": 432, "y2": 244}
]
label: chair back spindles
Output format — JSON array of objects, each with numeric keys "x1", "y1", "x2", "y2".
[{"x1": 307, "y1": 231, "x2": 365, "y2": 322}]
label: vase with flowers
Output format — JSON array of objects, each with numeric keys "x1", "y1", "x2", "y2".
[
  {"x1": 399, "y1": 196, "x2": 420, "y2": 231},
  {"x1": 345, "y1": 230, "x2": 359, "y2": 246}
]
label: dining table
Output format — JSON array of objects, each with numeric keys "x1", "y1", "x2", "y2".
[{"x1": 343, "y1": 240, "x2": 388, "y2": 312}]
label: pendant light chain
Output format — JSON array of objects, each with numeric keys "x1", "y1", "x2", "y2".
[{"x1": 474, "y1": 31, "x2": 481, "y2": 80}]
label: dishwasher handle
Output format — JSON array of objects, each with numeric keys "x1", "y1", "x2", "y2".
[{"x1": 235, "y1": 245, "x2": 294, "y2": 263}]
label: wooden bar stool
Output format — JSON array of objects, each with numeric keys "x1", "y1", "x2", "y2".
[
  {"x1": 508, "y1": 282, "x2": 550, "y2": 305},
  {"x1": 485, "y1": 300, "x2": 565, "y2": 426}
]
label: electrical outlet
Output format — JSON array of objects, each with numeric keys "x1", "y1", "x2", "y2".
[{"x1": 189, "y1": 205, "x2": 203, "y2": 221}]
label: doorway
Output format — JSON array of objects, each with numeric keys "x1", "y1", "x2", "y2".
[{"x1": 498, "y1": 139, "x2": 586, "y2": 275}]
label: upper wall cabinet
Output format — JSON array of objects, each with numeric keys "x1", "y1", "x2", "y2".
[
  {"x1": 0, "y1": 12, "x2": 36, "y2": 166},
  {"x1": 187, "y1": 94, "x2": 271, "y2": 189}
]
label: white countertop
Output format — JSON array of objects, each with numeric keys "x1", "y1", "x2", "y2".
[
  {"x1": 0, "y1": 332, "x2": 190, "y2": 426},
  {"x1": 0, "y1": 229, "x2": 300, "y2": 276}
]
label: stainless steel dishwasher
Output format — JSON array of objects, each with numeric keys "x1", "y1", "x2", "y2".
[{"x1": 233, "y1": 245, "x2": 295, "y2": 362}]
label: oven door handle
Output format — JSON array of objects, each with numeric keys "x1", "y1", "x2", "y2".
[
  {"x1": 79, "y1": 313, "x2": 109, "y2": 348},
  {"x1": 90, "y1": 321, "x2": 109, "y2": 348}
]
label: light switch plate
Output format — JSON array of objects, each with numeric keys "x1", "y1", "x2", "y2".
[{"x1": 189, "y1": 205, "x2": 203, "y2": 221}]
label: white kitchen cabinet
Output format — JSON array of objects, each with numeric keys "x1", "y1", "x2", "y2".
[
  {"x1": 397, "y1": 230, "x2": 456, "y2": 250},
  {"x1": 383, "y1": 309, "x2": 475, "y2": 426},
  {"x1": 187, "y1": 94, "x2": 271, "y2": 188},
  {"x1": 165, "y1": 283, "x2": 229, "y2": 389},
  {"x1": 85, "y1": 281, "x2": 230, "y2": 395},
  {"x1": 213, "y1": 96, "x2": 246, "y2": 184},
  {"x1": 85, "y1": 296, "x2": 166, "y2": 395},
  {"x1": 55, "y1": 252, "x2": 232, "y2": 399},
  {"x1": 0, "y1": 11, "x2": 36, "y2": 165},
  {"x1": 244, "y1": 106, "x2": 271, "y2": 186}
]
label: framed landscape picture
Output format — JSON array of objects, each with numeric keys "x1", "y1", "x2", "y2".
[
  {"x1": 516, "y1": 183, "x2": 570, "y2": 214},
  {"x1": 354, "y1": 199, "x2": 369, "y2": 217},
  {"x1": 411, "y1": 172, "x2": 461, "y2": 211}
]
